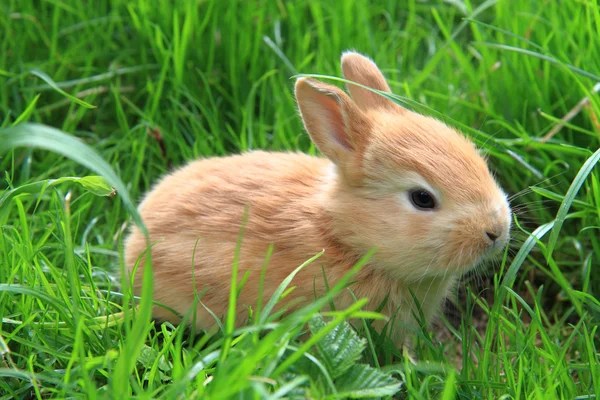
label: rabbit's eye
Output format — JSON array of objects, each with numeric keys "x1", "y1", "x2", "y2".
[{"x1": 409, "y1": 189, "x2": 436, "y2": 210}]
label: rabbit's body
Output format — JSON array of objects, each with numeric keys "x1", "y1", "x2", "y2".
[
  {"x1": 125, "y1": 52, "x2": 511, "y2": 344},
  {"x1": 125, "y1": 151, "x2": 454, "y2": 336}
]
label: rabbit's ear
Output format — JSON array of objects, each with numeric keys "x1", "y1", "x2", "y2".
[
  {"x1": 341, "y1": 51, "x2": 403, "y2": 112},
  {"x1": 295, "y1": 77, "x2": 369, "y2": 177}
]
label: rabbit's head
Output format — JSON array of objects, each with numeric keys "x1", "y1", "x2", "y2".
[{"x1": 295, "y1": 52, "x2": 511, "y2": 280}]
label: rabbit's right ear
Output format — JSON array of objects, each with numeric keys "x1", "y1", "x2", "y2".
[
  {"x1": 295, "y1": 77, "x2": 370, "y2": 181},
  {"x1": 341, "y1": 51, "x2": 403, "y2": 113}
]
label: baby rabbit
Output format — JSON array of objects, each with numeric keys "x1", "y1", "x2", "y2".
[{"x1": 124, "y1": 51, "x2": 511, "y2": 344}]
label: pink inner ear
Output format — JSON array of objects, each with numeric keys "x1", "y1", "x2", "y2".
[
  {"x1": 320, "y1": 95, "x2": 353, "y2": 151},
  {"x1": 326, "y1": 116, "x2": 352, "y2": 150}
]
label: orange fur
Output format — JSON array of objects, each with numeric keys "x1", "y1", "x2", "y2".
[
  {"x1": 124, "y1": 52, "x2": 511, "y2": 345},
  {"x1": 341, "y1": 51, "x2": 400, "y2": 112}
]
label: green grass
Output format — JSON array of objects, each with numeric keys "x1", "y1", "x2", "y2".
[{"x1": 1, "y1": 0, "x2": 599, "y2": 398}]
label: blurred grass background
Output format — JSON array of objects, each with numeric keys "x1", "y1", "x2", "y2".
[{"x1": 1, "y1": 0, "x2": 599, "y2": 398}]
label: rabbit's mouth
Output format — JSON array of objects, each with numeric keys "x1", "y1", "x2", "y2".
[
  {"x1": 444, "y1": 239, "x2": 510, "y2": 274},
  {"x1": 470, "y1": 238, "x2": 509, "y2": 269},
  {"x1": 487, "y1": 231, "x2": 510, "y2": 256}
]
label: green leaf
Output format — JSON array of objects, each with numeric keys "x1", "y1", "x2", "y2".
[
  {"x1": 441, "y1": 369, "x2": 457, "y2": 400},
  {"x1": 0, "y1": 176, "x2": 114, "y2": 224},
  {"x1": 309, "y1": 314, "x2": 366, "y2": 379},
  {"x1": 0, "y1": 123, "x2": 145, "y2": 234},
  {"x1": 334, "y1": 364, "x2": 402, "y2": 399},
  {"x1": 497, "y1": 221, "x2": 554, "y2": 305},
  {"x1": 471, "y1": 42, "x2": 600, "y2": 82},
  {"x1": 75, "y1": 175, "x2": 116, "y2": 196},
  {"x1": 28, "y1": 69, "x2": 96, "y2": 109},
  {"x1": 320, "y1": 311, "x2": 386, "y2": 320},
  {"x1": 12, "y1": 94, "x2": 40, "y2": 126},
  {"x1": 138, "y1": 344, "x2": 172, "y2": 372},
  {"x1": 0, "y1": 284, "x2": 74, "y2": 328},
  {"x1": 259, "y1": 250, "x2": 324, "y2": 325},
  {"x1": 0, "y1": 122, "x2": 153, "y2": 395},
  {"x1": 0, "y1": 368, "x2": 61, "y2": 386},
  {"x1": 529, "y1": 186, "x2": 594, "y2": 211},
  {"x1": 547, "y1": 147, "x2": 600, "y2": 256},
  {"x1": 267, "y1": 376, "x2": 309, "y2": 400}
]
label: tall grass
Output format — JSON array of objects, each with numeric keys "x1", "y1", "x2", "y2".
[{"x1": 0, "y1": 0, "x2": 599, "y2": 398}]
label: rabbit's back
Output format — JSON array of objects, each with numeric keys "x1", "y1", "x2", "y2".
[{"x1": 124, "y1": 151, "x2": 348, "y2": 328}]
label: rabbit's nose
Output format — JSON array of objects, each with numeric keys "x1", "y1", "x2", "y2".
[
  {"x1": 485, "y1": 225, "x2": 503, "y2": 242},
  {"x1": 486, "y1": 230, "x2": 499, "y2": 242}
]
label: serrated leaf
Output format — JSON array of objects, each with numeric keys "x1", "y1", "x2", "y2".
[
  {"x1": 137, "y1": 344, "x2": 172, "y2": 373},
  {"x1": 334, "y1": 364, "x2": 402, "y2": 399},
  {"x1": 137, "y1": 344, "x2": 159, "y2": 366},
  {"x1": 309, "y1": 314, "x2": 366, "y2": 379}
]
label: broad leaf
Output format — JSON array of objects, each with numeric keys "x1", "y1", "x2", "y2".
[
  {"x1": 75, "y1": 175, "x2": 116, "y2": 196},
  {"x1": 334, "y1": 364, "x2": 402, "y2": 399},
  {"x1": 309, "y1": 314, "x2": 366, "y2": 379}
]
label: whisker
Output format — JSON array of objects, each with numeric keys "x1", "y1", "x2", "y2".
[{"x1": 507, "y1": 171, "x2": 568, "y2": 202}]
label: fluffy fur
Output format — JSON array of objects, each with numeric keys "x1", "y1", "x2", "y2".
[{"x1": 124, "y1": 51, "x2": 511, "y2": 344}]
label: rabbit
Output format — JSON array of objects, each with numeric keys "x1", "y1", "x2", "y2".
[{"x1": 124, "y1": 51, "x2": 511, "y2": 345}]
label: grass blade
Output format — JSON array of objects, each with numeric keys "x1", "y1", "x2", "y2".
[
  {"x1": 547, "y1": 148, "x2": 600, "y2": 256},
  {"x1": 27, "y1": 69, "x2": 96, "y2": 109}
]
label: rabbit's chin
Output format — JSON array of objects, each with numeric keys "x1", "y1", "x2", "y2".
[
  {"x1": 462, "y1": 242, "x2": 508, "y2": 273},
  {"x1": 413, "y1": 242, "x2": 509, "y2": 280}
]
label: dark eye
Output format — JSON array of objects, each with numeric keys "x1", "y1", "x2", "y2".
[{"x1": 409, "y1": 189, "x2": 436, "y2": 210}]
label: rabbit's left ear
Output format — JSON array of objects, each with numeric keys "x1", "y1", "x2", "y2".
[
  {"x1": 341, "y1": 51, "x2": 404, "y2": 113},
  {"x1": 295, "y1": 77, "x2": 371, "y2": 183}
]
